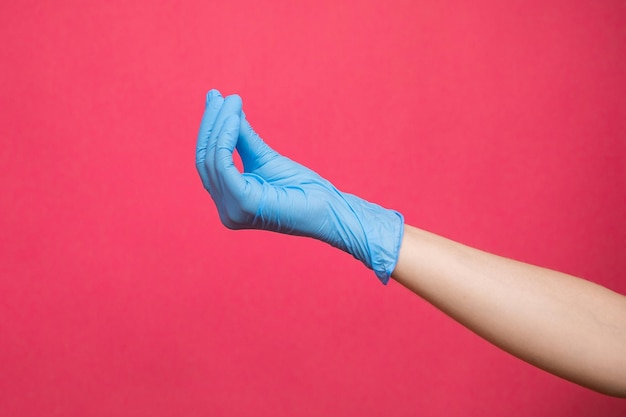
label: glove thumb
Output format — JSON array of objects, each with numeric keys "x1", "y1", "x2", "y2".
[{"x1": 237, "y1": 115, "x2": 275, "y2": 171}]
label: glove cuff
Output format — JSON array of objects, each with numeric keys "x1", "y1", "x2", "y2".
[
  {"x1": 363, "y1": 207, "x2": 404, "y2": 285},
  {"x1": 336, "y1": 193, "x2": 404, "y2": 285}
]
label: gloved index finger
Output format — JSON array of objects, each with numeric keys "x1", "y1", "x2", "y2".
[
  {"x1": 196, "y1": 89, "x2": 224, "y2": 190},
  {"x1": 215, "y1": 114, "x2": 248, "y2": 199},
  {"x1": 196, "y1": 89, "x2": 224, "y2": 165},
  {"x1": 205, "y1": 95, "x2": 243, "y2": 193}
]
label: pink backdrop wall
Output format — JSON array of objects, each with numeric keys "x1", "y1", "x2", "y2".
[{"x1": 1, "y1": 0, "x2": 625, "y2": 415}]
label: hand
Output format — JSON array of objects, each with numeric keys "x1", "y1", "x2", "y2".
[{"x1": 195, "y1": 89, "x2": 404, "y2": 283}]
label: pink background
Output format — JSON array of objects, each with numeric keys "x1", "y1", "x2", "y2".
[{"x1": 1, "y1": 0, "x2": 625, "y2": 415}]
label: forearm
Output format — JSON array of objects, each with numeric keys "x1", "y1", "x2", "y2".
[
  {"x1": 197, "y1": 90, "x2": 626, "y2": 396},
  {"x1": 392, "y1": 225, "x2": 626, "y2": 397}
]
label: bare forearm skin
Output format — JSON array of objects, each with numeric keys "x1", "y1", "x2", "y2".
[{"x1": 392, "y1": 225, "x2": 626, "y2": 397}]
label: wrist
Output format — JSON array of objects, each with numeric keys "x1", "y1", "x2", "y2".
[
  {"x1": 334, "y1": 193, "x2": 404, "y2": 284},
  {"x1": 362, "y1": 203, "x2": 404, "y2": 284}
]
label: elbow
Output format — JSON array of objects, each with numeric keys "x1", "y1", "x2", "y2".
[
  {"x1": 600, "y1": 384, "x2": 626, "y2": 399},
  {"x1": 564, "y1": 365, "x2": 626, "y2": 398},
  {"x1": 584, "y1": 375, "x2": 626, "y2": 398},
  {"x1": 602, "y1": 365, "x2": 626, "y2": 398},
  {"x1": 597, "y1": 387, "x2": 626, "y2": 399}
]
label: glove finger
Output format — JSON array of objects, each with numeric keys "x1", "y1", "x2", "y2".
[
  {"x1": 205, "y1": 94, "x2": 243, "y2": 193},
  {"x1": 215, "y1": 114, "x2": 259, "y2": 228},
  {"x1": 196, "y1": 89, "x2": 224, "y2": 190},
  {"x1": 215, "y1": 114, "x2": 247, "y2": 192},
  {"x1": 237, "y1": 115, "x2": 274, "y2": 171}
]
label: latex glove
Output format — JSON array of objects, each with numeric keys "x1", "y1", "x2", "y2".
[{"x1": 196, "y1": 89, "x2": 404, "y2": 284}]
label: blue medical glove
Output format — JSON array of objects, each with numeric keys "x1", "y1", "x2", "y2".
[{"x1": 196, "y1": 89, "x2": 404, "y2": 284}]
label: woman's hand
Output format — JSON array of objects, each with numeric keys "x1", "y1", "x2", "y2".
[{"x1": 195, "y1": 89, "x2": 404, "y2": 283}]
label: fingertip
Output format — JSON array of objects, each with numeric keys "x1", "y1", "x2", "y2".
[
  {"x1": 224, "y1": 94, "x2": 243, "y2": 111},
  {"x1": 206, "y1": 89, "x2": 222, "y2": 105}
]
